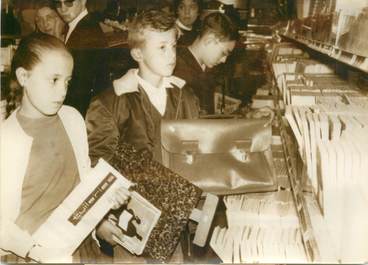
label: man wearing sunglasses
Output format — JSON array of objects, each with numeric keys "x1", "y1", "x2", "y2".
[
  {"x1": 53, "y1": 0, "x2": 109, "y2": 118},
  {"x1": 53, "y1": 0, "x2": 107, "y2": 49}
]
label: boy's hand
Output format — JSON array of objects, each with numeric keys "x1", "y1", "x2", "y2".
[
  {"x1": 96, "y1": 217, "x2": 124, "y2": 245},
  {"x1": 246, "y1": 106, "x2": 275, "y2": 127},
  {"x1": 109, "y1": 187, "x2": 130, "y2": 210}
]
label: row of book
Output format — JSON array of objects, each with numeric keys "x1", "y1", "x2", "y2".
[
  {"x1": 272, "y1": 41, "x2": 368, "y2": 262},
  {"x1": 285, "y1": 105, "x2": 368, "y2": 262},
  {"x1": 224, "y1": 191, "x2": 299, "y2": 228},
  {"x1": 271, "y1": 45, "x2": 368, "y2": 109},
  {"x1": 211, "y1": 191, "x2": 307, "y2": 263}
]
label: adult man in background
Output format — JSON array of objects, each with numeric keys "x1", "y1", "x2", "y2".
[{"x1": 54, "y1": 0, "x2": 109, "y2": 116}]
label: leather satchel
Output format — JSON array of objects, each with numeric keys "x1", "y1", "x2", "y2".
[{"x1": 161, "y1": 118, "x2": 276, "y2": 195}]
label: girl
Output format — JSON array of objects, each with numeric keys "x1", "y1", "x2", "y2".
[
  {"x1": 174, "y1": 0, "x2": 202, "y2": 46},
  {"x1": 0, "y1": 33, "x2": 128, "y2": 263}
]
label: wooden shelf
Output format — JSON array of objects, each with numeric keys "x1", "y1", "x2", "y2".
[{"x1": 280, "y1": 33, "x2": 368, "y2": 74}]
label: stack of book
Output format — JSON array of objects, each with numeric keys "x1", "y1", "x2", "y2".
[
  {"x1": 285, "y1": 105, "x2": 368, "y2": 262},
  {"x1": 210, "y1": 191, "x2": 307, "y2": 263}
]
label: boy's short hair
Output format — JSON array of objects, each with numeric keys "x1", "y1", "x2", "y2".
[
  {"x1": 199, "y1": 12, "x2": 239, "y2": 42},
  {"x1": 128, "y1": 9, "x2": 176, "y2": 48}
]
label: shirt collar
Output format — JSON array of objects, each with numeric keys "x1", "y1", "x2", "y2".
[
  {"x1": 176, "y1": 19, "x2": 192, "y2": 31},
  {"x1": 113, "y1": 68, "x2": 186, "y2": 96},
  {"x1": 134, "y1": 70, "x2": 169, "y2": 115},
  {"x1": 134, "y1": 69, "x2": 174, "y2": 91},
  {"x1": 188, "y1": 46, "x2": 206, "y2": 71},
  {"x1": 65, "y1": 8, "x2": 88, "y2": 43}
]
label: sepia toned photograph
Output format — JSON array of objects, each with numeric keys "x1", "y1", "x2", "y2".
[{"x1": 1, "y1": 0, "x2": 368, "y2": 264}]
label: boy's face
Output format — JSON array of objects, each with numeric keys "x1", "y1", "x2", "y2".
[
  {"x1": 19, "y1": 50, "x2": 73, "y2": 118},
  {"x1": 202, "y1": 36, "x2": 236, "y2": 68},
  {"x1": 137, "y1": 28, "x2": 177, "y2": 78}
]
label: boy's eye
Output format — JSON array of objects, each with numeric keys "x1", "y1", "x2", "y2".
[
  {"x1": 160, "y1": 45, "x2": 166, "y2": 50},
  {"x1": 52, "y1": 78, "x2": 58, "y2": 84}
]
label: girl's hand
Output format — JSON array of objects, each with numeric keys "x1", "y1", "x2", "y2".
[{"x1": 28, "y1": 244, "x2": 72, "y2": 263}]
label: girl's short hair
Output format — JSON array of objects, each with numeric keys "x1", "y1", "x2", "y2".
[
  {"x1": 7, "y1": 32, "x2": 71, "y2": 116},
  {"x1": 199, "y1": 12, "x2": 239, "y2": 42},
  {"x1": 127, "y1": 9, "x2": 176, "y2": 49}
]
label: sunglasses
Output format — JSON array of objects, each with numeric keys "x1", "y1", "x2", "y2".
[{"x1": 52, "y1": 0, "x2": 76, "y2": 8}]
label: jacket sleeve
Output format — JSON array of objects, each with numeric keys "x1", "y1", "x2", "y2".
[
  {"x1": 181, "y1": 85, "x2": 200, "y2": 119},
  {"x1": 85, "y1": 96, "x2": 129, "y2": 167},
  {"x1": 0, "y1": 128, "x2": 36, "y2": 257}
]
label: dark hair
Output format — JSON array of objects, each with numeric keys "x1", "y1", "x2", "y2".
[
  {"x1": 174, "y1": 0, "x2": 203, "y2": 13},
  {"x1": 34, "y1": 0, "x2": 53, "y2": 10},
  {"x1": 199, "y1": 12, "x2": 239, "y2": 42},
  {"x1": 128, "y1": 9, "x2": 176, "y2": 48},
  {"x1": 7, "y1": 32, "x2": 71, "y2": 116}
]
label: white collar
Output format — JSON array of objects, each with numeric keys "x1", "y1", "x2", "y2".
[
  {"x1": 65, "y1": 8, "x2": 88, "y2": 43},
  {"x1": 134, "y1": 70, "x2": 169, "y2": 116},
  {"x1": 176, "y1": 19, "x2": 192, "y2": 31},
  {"x1": 188, "y1": 46, "x2": 206, "y2": 71},
  {"x1": 113, "y1": 68, "x2": 186, "y2": 96}
]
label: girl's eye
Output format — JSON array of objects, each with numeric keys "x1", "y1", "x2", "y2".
[
  {"x1": 52, "y1": 78, "x2": 58, "y2": 84},
  {"x1": 160, "y1": 45, "x2": 166, "y2": 50}
]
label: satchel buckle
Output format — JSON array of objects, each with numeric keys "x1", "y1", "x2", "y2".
[
  {"x1": 185, "y1": 152, "x2": 194, "y2": 164},
  {"x1": 231, "y1": 148, "x2": 248, "y2": 162},
  {"x1": 232, "y1": 140, "x2": 251, "y2": 162},
  {"x1": 182, "y1": 141, "x2": 198, "y2": 165}
]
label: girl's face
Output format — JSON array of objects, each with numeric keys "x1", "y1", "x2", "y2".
[
  {"x1": 18, "y1": 50, "x2": 73, "y2": 118},
  {"x1": 177, "y1": 0, "x2": 199, "y2": 28}
]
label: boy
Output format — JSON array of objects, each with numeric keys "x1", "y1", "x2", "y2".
[
  {"x1": 85, "y1": 9, "x2": 199, "y2": 167},
  {"x1": 174, "y1": 12, "x2": 239, "y2": 115},
  {"x1": 85, "y1": 9, "x2": 199, "y2": 262}
]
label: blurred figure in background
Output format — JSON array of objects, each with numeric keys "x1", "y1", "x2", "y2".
[
  {"x1": 34, "y1": 1, "x2": 65, "y2": 40},
  {"x1": 174, "y1": 0, "x2": 202, "y2": 45},
  {"x1": 54, "y1": 0, "x2": 109, "y2": 117}
]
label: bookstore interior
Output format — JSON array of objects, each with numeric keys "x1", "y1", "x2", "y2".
[{"x1": 1, "y1": 0, "x2": 368, "y2": 264}]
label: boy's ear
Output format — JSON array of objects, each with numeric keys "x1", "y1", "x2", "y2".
[
  {"x1": 15, "y1": 67, "x2": 29, "y2": 86},
  {"x1": 130, "y1": 48, "x2": 143, "y2": 62}
]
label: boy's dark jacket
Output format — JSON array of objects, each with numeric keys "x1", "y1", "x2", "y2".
[
  {"x1": 86, "y1": 69, "x2": 199, "y2": 166},
  {"x1": 174, "y1": 46, "x2": 219, "y2": 115}
]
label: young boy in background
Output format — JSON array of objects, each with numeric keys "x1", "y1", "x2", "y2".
[{"x1": 174, "y1": 12, "x2": 239, "y2": 115}]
